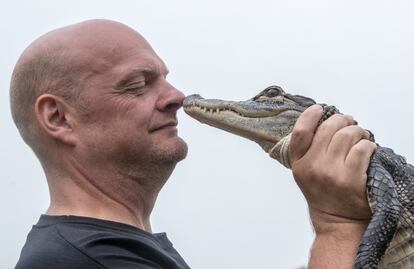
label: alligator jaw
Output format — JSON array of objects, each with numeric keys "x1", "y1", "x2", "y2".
[{"x1": 183, "y1": 86, "x2": 316, "y2": 153}]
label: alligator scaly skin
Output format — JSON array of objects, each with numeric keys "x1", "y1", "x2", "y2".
[{"x1": 364, "y1": 147, "x2": 414, "y2": 269}]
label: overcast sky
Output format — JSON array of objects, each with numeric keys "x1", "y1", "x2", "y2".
[{"x1": 1, "y1": 1, "x2": 413, "y2": 268}]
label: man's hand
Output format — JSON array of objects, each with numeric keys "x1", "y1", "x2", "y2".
[{"x1": 289, "y1": 104, "x2": 377, "y2": 269}]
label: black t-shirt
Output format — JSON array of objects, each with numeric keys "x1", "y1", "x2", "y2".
[{"x1": 15, "y1": 215, "x2": 191, "y2": 269}]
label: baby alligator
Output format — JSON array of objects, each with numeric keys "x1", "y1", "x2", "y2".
[{"x1": 183, "y1": 85, "x2": 414, "y2": 269}]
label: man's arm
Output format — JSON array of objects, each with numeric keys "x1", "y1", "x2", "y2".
[{"x1": 289, "y1": 105, "x2": 377, "y2": 269}]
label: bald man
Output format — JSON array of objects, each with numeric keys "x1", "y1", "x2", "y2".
[{"x1": 11, "y1": 20, "x2": 376, "y2": 269}]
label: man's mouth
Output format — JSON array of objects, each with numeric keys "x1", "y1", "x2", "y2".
[{"x1": 149, "y1": 121, "x2": 178, "y2": 132}]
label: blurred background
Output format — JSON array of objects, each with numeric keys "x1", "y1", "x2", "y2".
[{"x1": 1, "y1": 1, "x2": 413, "y2": 268}]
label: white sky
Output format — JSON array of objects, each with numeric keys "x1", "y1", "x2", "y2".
[{"x1": 1, "y1": 1, "x2": 413, "y2": 268}]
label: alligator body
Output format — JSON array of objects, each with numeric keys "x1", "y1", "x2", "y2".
[{"x1": 183, "y1": 86, "x2": 414, "y2": 269}]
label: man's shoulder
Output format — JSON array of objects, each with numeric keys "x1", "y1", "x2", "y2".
[{"x1": 15, "y1": 219, "x2": 105, "y2": 269}]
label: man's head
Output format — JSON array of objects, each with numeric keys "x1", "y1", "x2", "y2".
[{"x1": 10, "y1": 20, "x2": 187, "y2": 182}]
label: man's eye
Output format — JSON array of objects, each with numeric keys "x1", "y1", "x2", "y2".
[
  {"x1": 124, "y1": 83, "x2": 145, "y2": 94},
  {"x1": 126, "y1": 88, "x2": 144, "y2": 95}
]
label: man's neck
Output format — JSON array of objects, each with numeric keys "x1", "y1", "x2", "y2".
[
  {"x1": 46, "y1": 187, "x2": 155, "y2": 232},
  {"x1": 44, "y1": 161, "x2": 172, "y2": 233}
]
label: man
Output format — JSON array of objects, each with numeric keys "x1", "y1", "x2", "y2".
[{"x1": 10, "y1": 20, "x2": 376, "y2": 268}]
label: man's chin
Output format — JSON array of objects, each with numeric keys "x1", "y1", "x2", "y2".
[
  {"x1": 154, "y1": 137, "x2": 188, "y2": 164},
  {"x1": 171, "y1": 137, "x2": 188, "y2": 162}
]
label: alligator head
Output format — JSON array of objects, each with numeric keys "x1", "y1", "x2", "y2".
[{"x1": 183, "y1": 85, "x2": 318, "y2": 167}]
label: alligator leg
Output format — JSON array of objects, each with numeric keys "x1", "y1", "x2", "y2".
[{"x1": 355, "y1": 150, "x2": 402, "y2": 268}]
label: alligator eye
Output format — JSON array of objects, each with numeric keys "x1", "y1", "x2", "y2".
[
  {"x1": 252, "y1": 86, "x2": 284, "y2": 101},
  {"x1": 265, "y1": 89, "x2": 279, "y2": 97},
  {"x1": 263, "y1": 86, "x2": 283, "y2": 98}
]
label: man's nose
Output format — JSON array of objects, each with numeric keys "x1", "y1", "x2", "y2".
[{"x1": 156, "y1": 82, "x2": 185, "y2": 112}]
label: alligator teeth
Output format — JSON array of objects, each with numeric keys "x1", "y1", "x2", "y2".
[{"x1": 194, "y1": 105, "x2": 245, "y2": 116}]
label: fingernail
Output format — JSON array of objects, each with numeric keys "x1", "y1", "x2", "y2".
[{"x1": 310, "y1": 104, "x2": 322, "y2": 111}]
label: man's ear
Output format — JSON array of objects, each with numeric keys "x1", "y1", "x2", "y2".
[{"x1": 35, "y1": 94, "x2": 77, "y2": 146}]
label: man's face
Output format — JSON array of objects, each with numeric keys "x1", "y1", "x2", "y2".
[{"x1": 74, "y1": 26, "x2": 188, "y2": 171}]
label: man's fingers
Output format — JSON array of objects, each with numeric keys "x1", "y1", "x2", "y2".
[
  {"x1": 289, "y1": 105, "x2": 323, "y2": 163},
  {"x1": 346, "y1": 139, "x2": 377, "y2": 173},
  {"x1": 328, "y1": 125, "x2": 371, "y2": 161},
  {"x1": 312, "y1": 114, "x2": 355, "y2": 151}
]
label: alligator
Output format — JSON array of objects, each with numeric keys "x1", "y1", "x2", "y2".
[{"x1": 183, "y1": 85, "x2": 414, "y2": 269}]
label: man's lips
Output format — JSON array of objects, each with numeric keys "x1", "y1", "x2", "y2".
[{"x1": 149, "y1": 121, "x2": 178, "y2": 132}]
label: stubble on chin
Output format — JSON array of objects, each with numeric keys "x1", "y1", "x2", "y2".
[
  {"x1": 152, "y1": 136, "x2": 188, "y2": 164},
  {"x1": 112, "y1": 137, "x2": 188, "y2": 187},
  {"x1": 114, "y1": 136, "x2": 188, "y2": 179}
]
